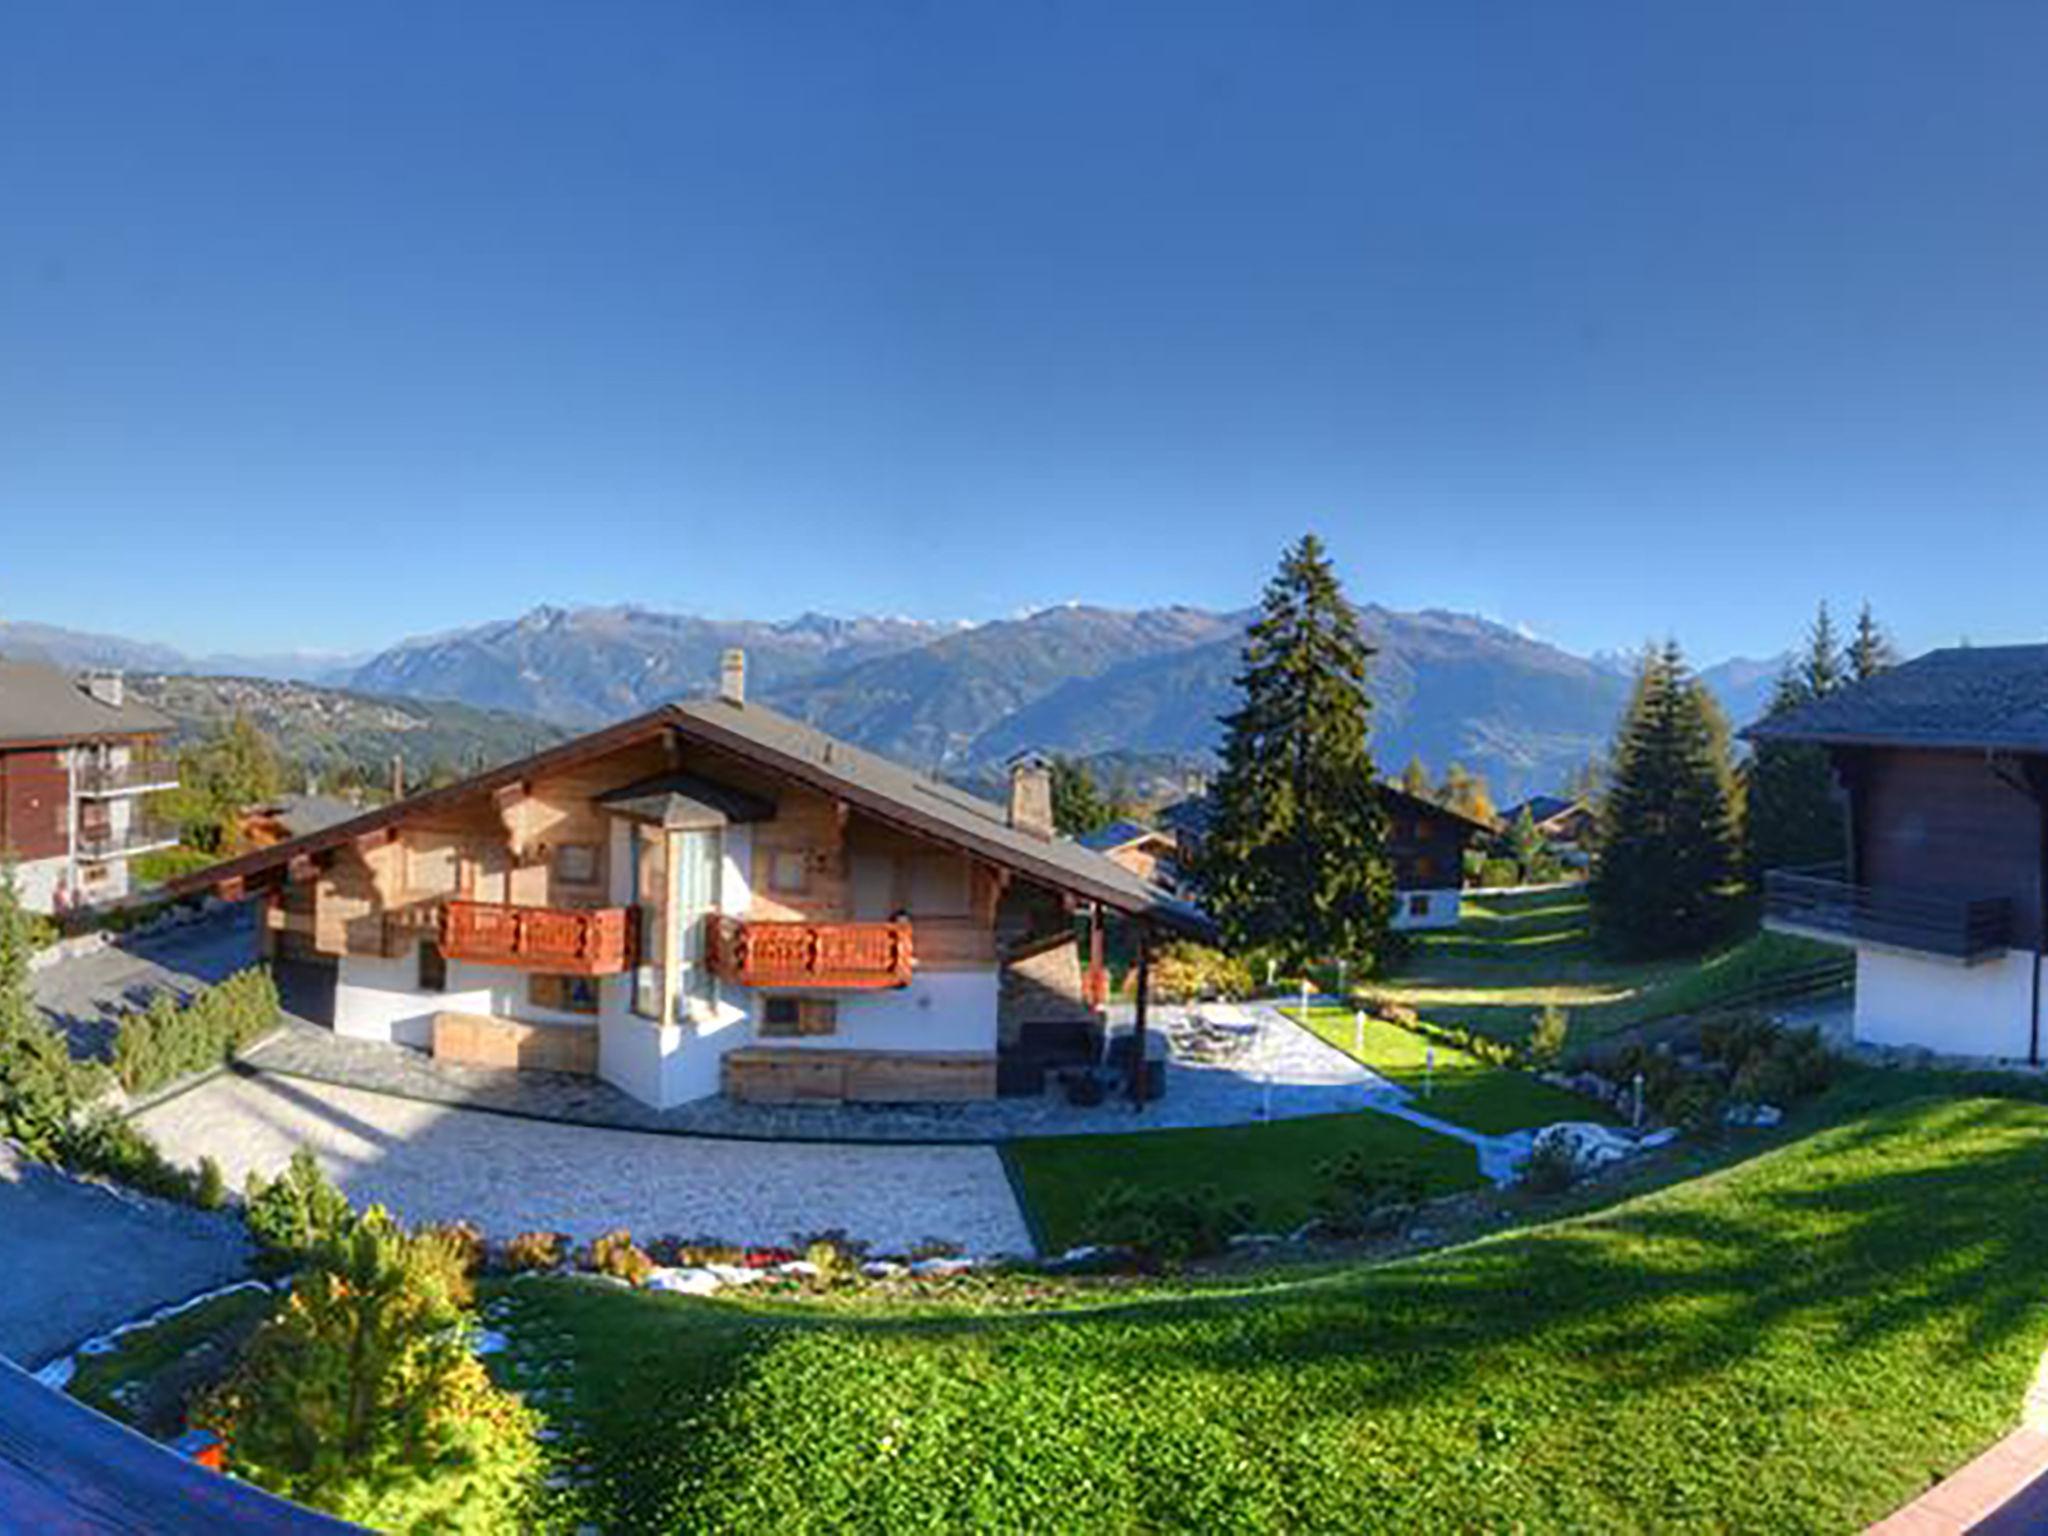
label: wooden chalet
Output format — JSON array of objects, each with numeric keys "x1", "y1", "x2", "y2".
[
  {"x1": 1747, "y1": 644, "x2": 2048, "y2": 1064},
  {"x1": 177, "y1": 652, "x2": 1204, "y2": 1109}
]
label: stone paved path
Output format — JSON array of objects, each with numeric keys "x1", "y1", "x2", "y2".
[
  {"x1": 134, "y1": 1073, "x2": 1035, "y2": 1255},
  {"x1": 33, "y1": 907, "x2": 259, "y2": 1062}
]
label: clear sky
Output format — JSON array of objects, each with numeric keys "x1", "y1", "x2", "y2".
[{"x1": 4, "y1": 2, "x2": 2047, "y2": 662}]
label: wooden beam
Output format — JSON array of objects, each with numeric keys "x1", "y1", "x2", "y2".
[
  {"x1": 286, "y1": 852, "x2": 319, "y2": 884},
  {"x1": 1130, "y1": 924, "x2": 1151, "y2": 1110}
]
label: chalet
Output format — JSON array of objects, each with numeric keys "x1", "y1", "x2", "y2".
[
  {"x1": 1748, "y1": 644, "x2": 2048, "y2": 1064},
  {"x1": 1076, "y1": 819, "x2": 1184, "y2": 893},
  {"x1": 176, "y1": 652, "x2": 1204, "y2": 1109},
  {"x1": 0, "y1": 661, "x2": 180, "y2": 913},
  {"x1": 1158, "y1": 781, "x2": 1494, "y2": 930},
  {"x1": 1498, "y1": 794, "x2": 1596, "y2": 847}
]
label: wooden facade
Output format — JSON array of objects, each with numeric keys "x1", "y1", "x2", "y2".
[{"x1": 0, "y1": 748, "x2": 67, "y2": 861}]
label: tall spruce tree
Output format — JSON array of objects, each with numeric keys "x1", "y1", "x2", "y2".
[
  {"x1": 1399, "y1": 755, "x2": 1433, "y2": 801},
  {"x1": 1848, "y1": 601, "x2": 1898, "y2": 682},
  {"x1": 1196, "y1": 535, "x2": 1393, "y2": 967},
  {"x1": 1800, "y1": 601, "x2": 1845, "y2": 698},
  {"x1": 1742, "y1": 666, "x2": 1844, "y2": 880},
  {"x1": 1591, "y1": 643, "x2": 1744, "y2": 956},
  {"x1": 1048, "y1": 756, "x2": 1113, "y2": 837}
]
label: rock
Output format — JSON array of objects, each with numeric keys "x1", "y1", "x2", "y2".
[
  {"x1": 1531, "y1": 1121, "x2": 1640, "y2": 1173},
  {"x1": 1753, "y1": 1104, "x2": 1783, "y2": 1127},
  {"x1": 1227, "y1": 1232, "x2": 1283, "y2": 1248},
  {"x1": 859, "y1": 1260, "x2": 907, "y2": 1279},
  {"x1": 909, "y1": 1256, "x2": 978, "y2": 1277},
  {"x1": 644, "y1": 1266, "x2": 722, "y2": 1296},
  {"x1": 775, "y1": 1260, "x2": 823, "y2": 1278},
  {"x1": 1637, "y1": 1127, "x2": 1680, "y2": 1150},
  {"x1": 705, "y1": 1263, "x2": 768, "y2": 1286}
]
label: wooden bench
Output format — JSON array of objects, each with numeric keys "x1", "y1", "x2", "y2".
[
  {"x1": 431, "y1": 1011, "x2": 598, "y2": 1076},
  {"x1": 722, "y1": 1047, "x2": 997, "y2": 1105}
]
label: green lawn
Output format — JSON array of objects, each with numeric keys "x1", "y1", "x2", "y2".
[
  {"x1": 486, "y1": 1092, "x2": 2048, "y2": 1532},
  {"x1": 1375, "y1": 887, "x2": 1847, "y2": 1051},
  {"x1": 1284, "y1": 1004, "x2": 1605, "y2": 1134},
  {"x1": 1005, "y1": 1111, "x2": 1488, "y2": 1253}
]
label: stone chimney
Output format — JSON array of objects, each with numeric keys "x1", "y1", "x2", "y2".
[
  {"x1": 83, "y1": 670, "x2": 124, "y2": 709},
  {"x1": 719, "y1": 648, "x2": 746, "y2": 705},
  {"x1": 1008, "y1": 752, "x2": 1054, "y2": 839}
]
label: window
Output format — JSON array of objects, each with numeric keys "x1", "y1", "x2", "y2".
[
  {"x1": 530, "y1": 973, "x2": 599, "y2": 1015},
  {"x1": 768, "y1": 848, "x2": 809, "y2": 894},
  {"x1": 1407, "y1": 894, "x2": 1431, "y2": 920},
  {"x1": 632, "y1": 827, "x2": 666, "y2": 1019},
  {"x1": 552, "y1": 842, "x2": 600, "y2": 886},
  {"x1": 760, "y1": 996, "x2": 835, "y2": 1038},
  {"x1": 418, "y1": 940, "x2": 447, "y2": 993},
  {"x1": 673, "y1": 828, "x2": 723, "y2": 1022}
]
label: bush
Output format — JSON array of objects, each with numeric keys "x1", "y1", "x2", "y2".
[
  {"x1": 195, "y1": 1154, "x2": 228, "y2": 1210},
  {"x1": 497, "y1": 1230, "x2": 569, "y2": 1274},
  {"x1": 1082, "y1": 1182, "x2": 1253, "y2": 1264},
  {"x1": 1150, "y1": 943, "x2": 1256, "y2": 1004},
  {"x1": 587, "y1": 1229, "x2": 655, "y2": 1286},
  {"x1": 60, "y1": 1112, "x2": 200, "y2": 1204},
  {"x1": 197, "y1": 1207, "x2": 540, "y2": 1530},
  {"x1": 1518, "y1": 1134, "x2": 1582, "y2": 1194},
  {"x1": 1479, "y1": 857, "x2": 1522, "y2": 890},
  {"x1": 112, "y1": 967, "x2": 280, "y2": 1096},
  {"x1": 244, "y1": 1150, "x2": 353, "y2": 1263},
  {"x1": 1526, "y1": 1005, "x2": 1570, "y2": 1072},
  {"x1": 421, "y1": 1220, "x2": 487, "y2": 1280},
  {"x1": 797, "y1": 1230, "x2": 867, "y2": 1283},
  {"x1": 1313, "y1": 1153, "x2": 1427, "y2": 1237}
]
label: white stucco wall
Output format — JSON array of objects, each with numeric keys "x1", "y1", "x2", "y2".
[
  {"x1": 334, "y1": 952, "x2": 604, "y2": 1051},
  {"x1": 1855, "y1": 945, "x2": 2043, "y2": 1061},
  {"x1": 756, "y1": 968, "x2": 1001, "y2": 1054},
  {"x1": 1391, "y1": 887, "x2": 1462, "y2": 932},
  {"x1": 11, "y1": 855, "x2": 68, "y2": 915}
]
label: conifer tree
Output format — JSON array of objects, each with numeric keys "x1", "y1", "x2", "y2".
[
  {"x1": 1800, "y1": 602, "x2": 1845, "y2": 699},
  {"x1": 1196, "y1": 535, "x2": 1394, "y2": 967},
  {"x1": 1848, "y1": 601, "x2": 1898, "y2": 682},
  {"x1": 1399, "y1": 756, "x2": 1432, "y2": 801},
  {"x1": 1590, "y1": 643, "x2": 1743, "y2": 956},
  {"x1": 1049, "y1": 756, "x2": 1113, "y2": 837},
  {"x1": 0, "y1": 867, "x2": 90, "y2": 1160}
]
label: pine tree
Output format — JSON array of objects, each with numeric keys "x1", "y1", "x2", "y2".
[
  {"x1": 0, "y1": 867, "x2": 91, "y2": 1161},
  {"x1": 1800, "y1": 602, "x2": 1845, "y2": 699},
  {"x1": 1049, "y1": 756, "x2": 1113, "y2": 837},
  {"x1": 1743, "y1": 644, "x2": 1847, "y2": 881},
  {"x1": 1848, "y1": 601, "x2": 1898, "y2": 682},
  {"x1": 1590, "y1": 643, "x2": 1744, "y2": 956},
  {"x1": 1196, "y1": 535, "x2": 1394, "y2": 968}
]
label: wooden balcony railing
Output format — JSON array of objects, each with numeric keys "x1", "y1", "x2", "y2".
[
  {"x1": 1763, "y1": 866, "x2": 2012, "y2": 963},
  {"x1": 706, "y1": 916, "x2": 915, "y2": 990},
  {"x1": 73, "y1": 757, "x2": 180, "y2": 796},
  {"x1": 440, "y1": 900, "x2": 635, "y2": 976}
]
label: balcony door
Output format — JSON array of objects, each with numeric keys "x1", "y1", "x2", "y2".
[{"x1": 672, "y1": 828, "x2": 723, "y2": 1023}]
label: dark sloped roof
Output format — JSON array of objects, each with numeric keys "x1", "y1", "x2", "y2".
[
  {"x1": 274, "y1": 794, "x2": 364, "y2": 839},
  {"x1": 1157, "y1": 783, "x2": 1496, "y2": 841},
  {"x1": 597, "y1": 770, "x2": 776, "y2": 828},
  {"x1": 1076, "y1": 819, "x2": 1165, "y2": 853},
  {"x1": 1500, "y1": 795, "x2": 1580, "y2": 826},
  {"x1": 175, "y1": 695, "x2": 1208, "y2": 934},
  {"x1": 0, "y1": 659, "x2": 172, "y2": 745},
  {"x1": 1743, "y1": 645, "x2": 2048, "y2": 753}
]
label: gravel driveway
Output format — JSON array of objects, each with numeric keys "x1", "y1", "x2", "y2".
[
  {"x1": 136, "y1": 1074, "x2": 1035, "y2": 1255},
  {"x1": 33, "y1": 907, "x2": 260, "y2": 1061},
  {"x1": 0, "y1": 1145, "x2": 252, "y2": 1369}
]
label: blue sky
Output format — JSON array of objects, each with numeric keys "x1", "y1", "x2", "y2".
[{"x1": 4, "y1": 2, "x2": 2047, "y2": 662}]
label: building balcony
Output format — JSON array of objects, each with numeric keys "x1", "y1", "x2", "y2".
[
  {"x1": 73, "y1": 758, "x2": 180, "y2": 797},
  {"x1": 74, "y1": 815, "x2": 180, "y2": 862},
  {"x1": 1763, "y1": 867, "x2": 2013, "y2": 963},
  {"x1": 440, "y1": 900, "x2": 635, "y2": 976},
  {"x1": 706, "y1": 916, "x2": 915, "y2": 990}
]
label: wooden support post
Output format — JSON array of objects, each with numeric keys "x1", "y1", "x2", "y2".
[
  {"x1": 1131, "y1": 924, "x2": 1151, "y2": 1109},
  {"x1": 1087, "y1": 902, "x2": 1107, "y2": 1010}
]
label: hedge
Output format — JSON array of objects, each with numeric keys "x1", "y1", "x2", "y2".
[{"x1": 113, "y1": 967, "x2": 281, "y2": 1096}]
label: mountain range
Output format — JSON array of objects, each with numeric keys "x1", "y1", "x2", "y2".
[{"x1": 3, "y1": 607, "x2": 1792, "y2": 804}]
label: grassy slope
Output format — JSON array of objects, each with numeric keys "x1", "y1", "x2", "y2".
[
  {"x1": 1283, "y1": 1005, "x2": 1605, "y2": 1134},
  {"x1": 500, "y1": 1093, "x2": 2048, "y2": 1533},
  {"x1": 1005, "y1": 1112, "x2": 1487, "y2": 1253},
  {"x1": 1379, "y1": 888, "x2": 1845, "y2": 1050},
  {"x1": 65, "y1": 1287, "x2": 271, "y2": 1439}
]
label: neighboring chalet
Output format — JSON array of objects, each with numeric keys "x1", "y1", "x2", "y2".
[
  {"x1": 0, "y1": 661, "x2": 180, "y2": 913},
  {"x1": 238, "y1": 792, "x2": 366, "y2": 850},
  {"x1": 1076, "y1": 819, "x2": 1185, "y2": 895},
  {"x1": 1159, "y1": 782, "x2": 1494, "y2": 930},
  {"x1": 1748, "y1": 644, "x2": 2048, "y2": 1064},
  {"x1": 176, "y1": 653, "x2": 1204, "y2": 1109},
  {"x1": 1498, "y1": 794, "x2": 1596, "y2": 847}
]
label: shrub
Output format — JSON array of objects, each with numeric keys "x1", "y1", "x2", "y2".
[
  {"x1": 1518, "y1": 1134, "x2": 1582, "y2": 1195},
  {"x1": 60, "y1": 1112, "x2": 200, "y2": 1204},
  {"x1": 1082, "y1": 1182, "x2": 1253, "y2": 1264},
  {"x1": 421, "y1": 1220, "x2": 486, "y2": 1279},
  {"x1": 587, "y1": 1229, "x2": 655, "y2": 1286},
  {"x1": 1479, "y1": 857, "x2": 1522, "y2": 890},
  {"x1": 197, "y1": 1207, "x2": 541, "y2": 1530},
  {"x1": 497, "y1": 1230, "x2": 568, "y2": 1274},
  {"x1": 244, "y1": 1150, "x2": 353, "y2": 1263},
  {"x1": 797, "y1": 1230, "x2": 867, "y2": 1283},
  {"x1": 1150, "y1": 943, "x2": 1256, "y2": 1003},
  {"x1": 112, "y1": 967, "x2": 280, "y2": 1096},
  {"x1": 195, "y1": 1154, "x2": 228, "y2": 1210},
  {"x1": 1526, "y1": 1005, "x2": 1570, "y2": 1072},
  {"x1": 1313, "y1": 1153, "x2": 1427, "y2": 1237}
]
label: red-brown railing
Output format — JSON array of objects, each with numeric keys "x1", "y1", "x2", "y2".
[
  {"x1": 706, "y1": 916, "x2": 914, "y2": 990},
  {"x1": 440, "y1": 900, "x2": 635, "y2": 975}
]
